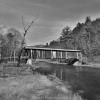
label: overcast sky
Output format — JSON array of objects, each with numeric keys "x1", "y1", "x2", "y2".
[{"x1": 0, "y1": 0, "x2": 100, "y2": 45}]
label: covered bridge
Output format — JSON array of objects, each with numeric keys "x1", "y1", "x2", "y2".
[{"x1": 23, "y1": 46, "x2": 82, "y2": 61}]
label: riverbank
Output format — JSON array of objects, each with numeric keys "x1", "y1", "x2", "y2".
[
  {"x1": 35, "y1": 59, "x2": 100, "y2": 69},
  {"x1": 0, "y1": 74, "x2": 83, "y2": 100},
  {"x1": 81, "y1": 63, "x2": 100, "y2": 68},
  {"x1": 73, "y1": 61, "x2": 100, "y2": 68}
]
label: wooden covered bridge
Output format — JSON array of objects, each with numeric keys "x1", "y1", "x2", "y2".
[{"x1": 23, "y1": 46, "x2": 82, "y2": 62}]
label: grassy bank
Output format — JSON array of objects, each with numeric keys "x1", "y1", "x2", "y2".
[
  {"x1": 0, "y1": 62, "x2": 84, "y2": 100},
  {"x1": 0, "y1": 73, "x2": 83, "y2": 100}
]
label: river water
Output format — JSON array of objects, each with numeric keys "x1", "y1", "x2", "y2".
[{"x1": 47, "y1": 63, "x2": 100, "y2": 100}]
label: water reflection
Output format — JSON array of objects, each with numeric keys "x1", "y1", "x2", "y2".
[{"x1": 52, "y1": 64, "x2": 100, "y2": 100}]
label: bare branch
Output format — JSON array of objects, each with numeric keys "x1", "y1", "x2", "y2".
[
  {"x1": 22, "y1": 16, "x2": 37, "y2": 38},
  {"x1": 23, "y1": 20, "x2": 34, "y2": 37}
]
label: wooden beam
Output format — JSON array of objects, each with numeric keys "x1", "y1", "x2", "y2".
[
  {"x1": 51, "y1": 51, "x2": 54, "y2": 59},
  {"x1": 31, "y1": 49, "x2": 33, "y2": 59},
  {"x1": 79, "y1": 52, "x2": 83, "y2": 61},
  {"x1": 42, "y1": 50, "x2": 43, "y2": 59},
  {"x1": 76, "y1": 52, "x2": 79, "y2": 59},
  {"x1": 66, "y1": 52, "x2": 68, "y2": 59},
  {"x1": 38, "y1": 50, "x2": 40, "y2": 59},
  {"x1": 60, "y1": 52, "x2": 62, "y2": 59}
]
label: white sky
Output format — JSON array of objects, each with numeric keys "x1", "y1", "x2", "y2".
[{"x1": 0, "y1": 0, "x2": 100, "y2": 45}]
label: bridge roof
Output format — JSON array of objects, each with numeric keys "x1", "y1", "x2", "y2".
[{"x1": 25, "y1": 46, "x2": 81, "y2": 52}]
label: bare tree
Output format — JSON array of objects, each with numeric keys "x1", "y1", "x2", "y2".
[{"x1": 17, "y1": 16, "x2": 35, "y2": 66}]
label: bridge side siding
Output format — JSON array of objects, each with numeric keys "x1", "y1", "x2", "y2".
[{"x1": 24, "y1": 48, "x2": 82, "y2": 61}]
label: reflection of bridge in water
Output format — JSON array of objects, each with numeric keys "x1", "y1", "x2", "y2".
[{"x1": 24, "y1": 46, "x2": 82, "y2": 62}]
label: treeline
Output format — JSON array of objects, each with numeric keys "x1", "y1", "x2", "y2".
[
  {"x1": 46, "y1": 16, "x2": 100, "y2": 58},
  {"x1": 0, "y1": 28, "x2": 23, "y2": 62}
]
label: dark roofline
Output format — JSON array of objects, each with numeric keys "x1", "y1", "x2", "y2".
[{"x1": 25, "y1": 46, "x2": 81, "y2": 52}]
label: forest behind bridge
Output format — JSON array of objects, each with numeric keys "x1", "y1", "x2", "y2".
[{"x1": 46, "y1": 17, "x2": 100, "y2": 63}]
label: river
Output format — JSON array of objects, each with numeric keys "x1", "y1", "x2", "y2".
[{"x1": 45, "y1": 63, "x2": 100, "y2": 100}]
